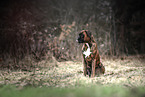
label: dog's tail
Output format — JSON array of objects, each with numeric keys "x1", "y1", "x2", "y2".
[
  {"x1": 100, "y1": 63, "x2": 105, "y2": 74},
  {"x1": 98, "y1": 63, "x2": 105, "y2": 74}
]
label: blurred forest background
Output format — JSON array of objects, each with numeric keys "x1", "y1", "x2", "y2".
[{"x1": 0, "y1": 0, "x2": 145, "y2": 69}]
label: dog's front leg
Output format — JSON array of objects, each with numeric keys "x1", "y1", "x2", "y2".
[
  {"x1": 91, "y1": 59, "x2": 96, "y2": 77},
  {"x1": 83, "y1": 61, "x2": 87, "y2": 76},
  {"x1": 83, "y1": 57, "x2": 87, "y2": 76}
]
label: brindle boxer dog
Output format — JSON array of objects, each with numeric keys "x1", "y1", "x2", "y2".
[{"x1": 77, "y1": 30, "x2": 105, "y2": 77}]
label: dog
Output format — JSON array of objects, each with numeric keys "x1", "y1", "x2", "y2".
[{"x1": 77, "y1": 30, "x2": 105, "y2": 77}]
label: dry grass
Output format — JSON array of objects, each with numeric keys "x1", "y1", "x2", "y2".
[{"x1": 0, "y1": 58, "x2": 145, "y2": 89}]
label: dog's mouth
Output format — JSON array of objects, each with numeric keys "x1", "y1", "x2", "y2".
[
  {"x1": 77, "y1": 39, "x2": 84, "y2": 43},
  {"x1": 77, "y1": 33, "x2": 85, "y2": 43}
]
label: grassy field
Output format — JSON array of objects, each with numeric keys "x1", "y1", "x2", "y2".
[{"x1": 0, "y1": 57, "x2": 145, "y2": 97}]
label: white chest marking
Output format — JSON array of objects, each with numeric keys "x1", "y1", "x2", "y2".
[{"x1": 83, "y1": 43, "x2": 92, "y2": 58}]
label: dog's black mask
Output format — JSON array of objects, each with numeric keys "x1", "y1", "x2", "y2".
[{"x1": 77, "y1": 33, "x2": 84, "y2": 43}]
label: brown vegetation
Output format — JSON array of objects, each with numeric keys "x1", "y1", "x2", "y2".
[
  {"x1": 0, "y1": 58, "x2": 144, "y2": 88},
  {"x1": 0, "y1": 0, "x2": 145, "y2": 70}
]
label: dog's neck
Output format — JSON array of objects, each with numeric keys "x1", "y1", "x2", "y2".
[
  {"x1": 85, "y1": 41, "x2": 92, "y2": 47},
  {"x1": 85, "y1": 43, "x2": 90, "y2": 48}
]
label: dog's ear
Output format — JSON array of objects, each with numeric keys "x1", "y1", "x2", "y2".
[
  {"x1": 85, "y1": 30, "x2": 96, "y2": 42},
  {"x1": 91, "y1": 35, "x2": 96, "y2": 42},
  {"x1": 85, "y1": 30, "x2": 91, "y2": 39}
]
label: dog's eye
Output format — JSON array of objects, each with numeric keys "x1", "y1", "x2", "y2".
[{"x1": 79, "y1": 33, "x2": 84, "y2": 38}]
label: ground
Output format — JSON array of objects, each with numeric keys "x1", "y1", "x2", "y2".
[{"x1": 0, "y1": 57, "x2": 144, "y2": 89}]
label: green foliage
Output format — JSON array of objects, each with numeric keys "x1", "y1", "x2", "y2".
[{"x1": 0, "y1": 85, "x2": 145, "y2": 97}]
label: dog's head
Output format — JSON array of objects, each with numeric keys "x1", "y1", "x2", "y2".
[{"x1": 77, "y1": 30, "x2": 92, "y2": 43}]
